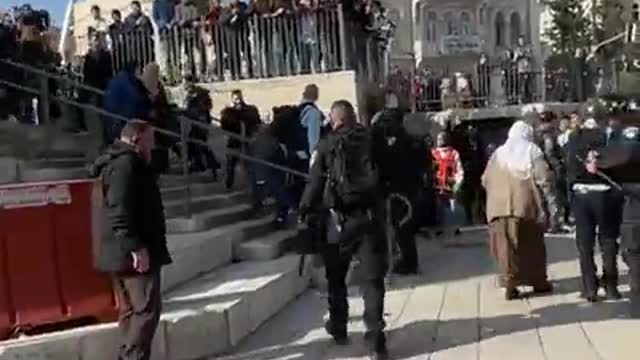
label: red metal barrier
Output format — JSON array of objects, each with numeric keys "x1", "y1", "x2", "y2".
[{"x1": 0, "y1": 179, "x2": 117, "y2": 339}]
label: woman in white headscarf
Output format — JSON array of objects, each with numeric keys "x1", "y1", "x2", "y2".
[{"x1": 482, "y1": 120, "x2": 556, "y2": 300}]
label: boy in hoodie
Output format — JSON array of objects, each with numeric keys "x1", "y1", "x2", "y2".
[{"x1": 90, "y1": 120, "x2": 171, "y2": 360}]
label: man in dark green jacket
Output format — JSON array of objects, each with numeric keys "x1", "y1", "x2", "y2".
[{"x1": 90, "y1": 119, "x2": 171, "y2": 360}]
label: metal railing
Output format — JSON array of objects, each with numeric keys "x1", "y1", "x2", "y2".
[
  {"x1": 409, "y1": 65, "x2": 545, "y2": 112},
  {"x1": 89, "y1": 5, "x2": 388, "y2": 85},
  {"x1": 0, "y1": 58, "x2": 309, "y2": 218}
]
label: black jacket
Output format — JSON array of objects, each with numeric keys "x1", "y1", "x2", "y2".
[
  {"x1": 566, "y1": 128, "x2": 607, "y2": 185},
  {"x1": 82, "y1": 49, "x2": 113, "y2": 91},
  {"x1": 300, "y1": 124, "x2": 379, "y2": 212},
  {"x1": 90, "y1": 142, "x2": 172, "y2": 273},
  {"x1": 372, "y1": 112, "x2": 426, "y2": 193},
  {"x1": 220, "y1": 104, "x2": 261, "y2": 149},
  {"x1": 250, "y1": 125, "x2": 287, "y2": 183}
]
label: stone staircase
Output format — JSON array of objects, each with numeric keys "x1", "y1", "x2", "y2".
[{"x1": 0, "y1": 171, "x2": 310, "y2": 359}]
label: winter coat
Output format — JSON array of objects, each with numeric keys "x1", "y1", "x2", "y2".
[
  {"x1": 103, "y1": 71, "x2": 152, "y2": 137},
  {"x1": 220, "y1": 104, "x2": 261, "y2": 148},
  {"x1": 90, "y1": 141, "x2": 171, "y2": 273},
  {"x1": 152, "y1": 0, "x2": 176, "y2": 30}
]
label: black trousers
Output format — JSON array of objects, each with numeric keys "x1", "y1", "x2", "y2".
[
  {"x1": 113, "y1": 271, "x2": 162, "y2": 360},
  {"x1": 573, "y1": 190, "x2": 623, "y2": 296},
  {"x1": 188, "y1": 141, "x2": 220, "y2": 174},
  {"x1": 389, "y1": 192, "x2": 418, "y2": 271},
  {"x1": 323, "y1": 225, "x2": 386, "y2": 335},
  {"x1": 225, "y1": 152, "x2": 240, "y2": 190}
]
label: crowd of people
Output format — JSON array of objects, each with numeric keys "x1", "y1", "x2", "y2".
[
  {"x1": 92, "y1": 81, "x2": 640, "y2": 359},
  {"x1": 385, "y1": 37, "x2": 540, "y2": 112},
  {"x1": 6, "y1": 3, "x2": 640, "y2": 360},
  {"x1": 77, "y1": 0, "x2": 394, "y2": 82},
  {"x1": 0, "y1": 5, "x2": 60, "y2": 123}
]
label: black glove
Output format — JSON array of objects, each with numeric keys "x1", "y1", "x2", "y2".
[{"x1": 298, "y1": 208, "x2": 310, "y2": 224}]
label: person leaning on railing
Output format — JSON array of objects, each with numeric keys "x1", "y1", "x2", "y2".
[
  {"x1": 220, "y1": 89, "x2": 262, "y2": 191},
  {"x1": 221, "y1": 0, "x2": 251, "y2": 80}
]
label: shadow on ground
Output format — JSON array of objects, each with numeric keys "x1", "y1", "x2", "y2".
[
  {"x1": 220, "y1": 233, "x2": 634, "y2": 360},
  {"x1": 221, "y1": 293, "x2": 631, "y2": 360}
]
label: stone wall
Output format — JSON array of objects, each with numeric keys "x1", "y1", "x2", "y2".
[{"x1": 174, "y1": 71, "x2": 359, "y2": 119}]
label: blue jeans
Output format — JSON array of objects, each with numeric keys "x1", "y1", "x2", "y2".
[
  {"x1": 437, "y1": 193, "x2": 464, "y2": 229},
  {"x1": 253, "y1": 166, "x2": 292, "y2": 219}
]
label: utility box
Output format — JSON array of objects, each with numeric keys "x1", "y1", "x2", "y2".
[{"x1": 0, "y1": 179, "x2": 117, "y2": 339}]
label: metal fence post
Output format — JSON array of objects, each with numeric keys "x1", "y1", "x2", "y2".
[
  {"x1": 337, "y1": 4, "x2": 348, "y2": 71},
  {"x1": 180, "y1": 118, "x2": 192, "y2": 218},
  {"x1": 38, "y1": 75, "x2": 50, "y2": 125}
]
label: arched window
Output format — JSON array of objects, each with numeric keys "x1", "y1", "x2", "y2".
[
  {"x1": 444, "y1": 12, "x2": 457, "y2": 35},
  {"x1": 510, "y1": 12, "x2": 521, "y2": 45},
  {"x1": 495, "y1": 12, "x2": 505, "y2": 46},
  {"x1": 460, "y1": 12, "x2": 472, "y2": 35},
  {"x1": 633, "y1": 3, "x2": 640, "y2": 22},
  {"x1": 425, "y1": 11, "x2": 437, "y2": 42}
]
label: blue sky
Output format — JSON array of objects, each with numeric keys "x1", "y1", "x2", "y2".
[{"x1": 6, "y1": 0, "x2": 68, "y2": 26}]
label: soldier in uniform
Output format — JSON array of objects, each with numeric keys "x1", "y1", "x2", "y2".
[
  {"x1": 299, "y1": 100, "x2": 388, "y2": 359},
  {"x1": 567, "y1": 118, "x2": 623, "y2": 302},
  {"x1": 585, "y1": 131, "x2": 640, "y2": 315},
  {"x1": 536, "y1": 116, "x2": 567, "y2": 233}
]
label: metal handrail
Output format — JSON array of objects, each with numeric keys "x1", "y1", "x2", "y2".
[
  {"x1": 0, "y1": 76, "x2": 309, "y2": 179},
  {"x1": 0, "y1": 58, "x2": 267, "y2": 143},
  {"x1": 1, "y1": 58, "x2": 226, "y2": 124}
]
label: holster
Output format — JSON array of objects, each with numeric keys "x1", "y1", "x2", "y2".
[{"x1": 327, "y1": 208, "x2": 373, "y2": 255}]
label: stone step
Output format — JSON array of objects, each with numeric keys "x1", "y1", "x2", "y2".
[
  {"x1": 163, "y1": 191, "x2": 250, "y2": 218},
  {"x1": 166, "y1": 204, "x2": 256, "y2": 234},
  {"x1": 161, "y1": 182, "x2": 228, "y2": 201},
  {"x1": 0, "y1": 256, "x2": 310, "y2": 360},
  {"x1": 162, "y1": 227, "x2": 233, "y2": 293},
  {"x1": 161, "y1": 255, "x2": 309, "y2": 360},
  {"x1": 158, "y1": 172, "x2": 217, "y2": 188},
  {"x1": 19, "y1": 167, "x2": 89, "y2": 183},
  {"x1": 20, "y1": 157, "x2": 87, "y2": 171},
  {"x1": 236, "y1": 229, "x2": 300, "y2": 261},
  {"x1": 162, "y1": 215, "x2": 280, "y2": 293}
]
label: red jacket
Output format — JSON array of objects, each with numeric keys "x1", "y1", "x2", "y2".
[{"x1": 432, "y1": 146, "x2": 464, "y2": 194}]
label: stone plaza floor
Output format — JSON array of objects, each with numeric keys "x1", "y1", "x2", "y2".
[{"x1": 220, "y1": 231, "x2": 640, "y2": 360}]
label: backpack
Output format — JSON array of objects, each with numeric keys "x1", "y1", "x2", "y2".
[{"x1": 324, "y1": 125, "x2": 378, "y2": 210}]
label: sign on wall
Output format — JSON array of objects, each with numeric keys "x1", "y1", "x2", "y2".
[{"x1": 441, "y1": 35, "x2": 482, "y2": 55}]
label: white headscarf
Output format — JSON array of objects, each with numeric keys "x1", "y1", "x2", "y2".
[{"x1": 494, "y1": 120, "x2": 544, "y2": 179}]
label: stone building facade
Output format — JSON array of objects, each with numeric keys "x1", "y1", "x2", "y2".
[{"x1": 380, "y1": 0, "x2": 545, "y2": 76}]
